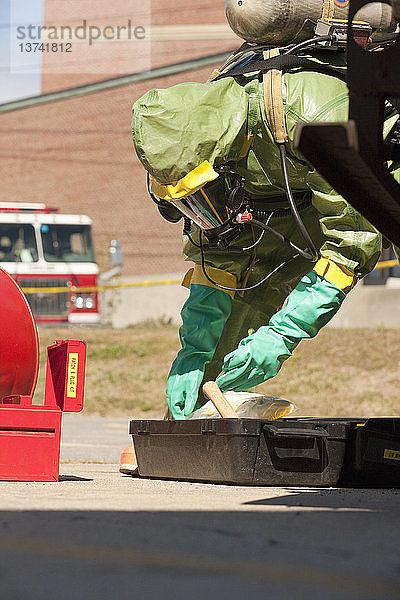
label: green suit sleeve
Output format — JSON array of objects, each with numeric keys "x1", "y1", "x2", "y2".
[
  {"x1": 216, "y1": 271, "x2": 345, "y2": 392},
  {"x1": 307, "y1": 183, "x2": 382, "y2": 279},
  {"x1": 283, "y1": 69, "x2": 383, "y2": 279}
]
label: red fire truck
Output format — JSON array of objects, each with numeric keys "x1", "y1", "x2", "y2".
[{"x1": 0, "y1": 202, "x2": 100, "y2": 324}]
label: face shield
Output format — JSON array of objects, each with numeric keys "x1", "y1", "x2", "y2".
[{"x1": 148, "y1": 162, "x2": 248, "y2": 247}]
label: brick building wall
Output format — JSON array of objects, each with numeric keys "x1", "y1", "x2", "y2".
[{"x1": 1, "y1": 0, "x2": 240, "y2": 275}]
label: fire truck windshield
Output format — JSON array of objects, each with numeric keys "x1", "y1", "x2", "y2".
[
  {"x1": 40, "y1": 224, "x2": 95, "y2": 263},
  {"x1": 0, "y1": 224, "x2": 38, "y2": 262}
]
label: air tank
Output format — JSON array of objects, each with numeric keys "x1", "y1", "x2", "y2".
[
  {"x1": 225, "y1": 0, "x2": 395, "y2": 44},
  {"x1": 392, "y1": 0, "x2": 400, "y2": 21}
]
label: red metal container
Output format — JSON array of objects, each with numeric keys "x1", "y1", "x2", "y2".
[
  {"x1": 0, "y1": 340, "x2": 86, "y2": 481},
  {"x1": 0, "y1": 267, "x2": 86, "y2": 481}
]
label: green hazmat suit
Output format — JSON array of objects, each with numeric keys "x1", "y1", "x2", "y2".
[{"x1": 132, "y1": 50, "x2": 400, "y2": 419}]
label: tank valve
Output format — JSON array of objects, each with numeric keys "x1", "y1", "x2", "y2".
[{"x1": 235, "y1": 212, "x2": 253, "y2": 223}]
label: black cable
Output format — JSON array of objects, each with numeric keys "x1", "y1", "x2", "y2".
[
  {"x1": 213, "y1": 45, "x2": 265, "y2": 80},
  {"x1": 183, "y1": 218, "x2": 192, "y2": 235},
  {"x1": 222, "y1": 211, "x2": 272, "y2": 252},
  {"x1": 199, "y1": 231, "x2": 298, "y2": 292},
  {"x1": 368, "y1": 32, "x2": 399, "y2": 45},
  {"x1": 278, "y1": 143, "x2": 318, "y2": 261},
  {"x1": 185, "y1": 210, "x2": 274, "y2": 252},
  {"x1": 183, "y1": 217, "x2": 201, "y2": 248},
  {"x1": 214, "y1": 52, "x2": 345, "y2": 81},
  {"x1": 250, "y1": 219, "x2": 313, "y2": 260},
  {"x1": 242, "y1": 211, "x2": 273, "y2": 250},
  {"x1": 283, "y1": 35, "x2": 333, "y2": 55},
  {"x1": 240, "y1": 221, "x2": 266, "y2": 250},
  {"x1": 184, "y1": 225, "x2": 201, "y2": 249}
]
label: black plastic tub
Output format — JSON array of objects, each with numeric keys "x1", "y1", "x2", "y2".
[
  {"x1": 341, "y1": 418, "x2": 400, "y2": 487},
  {"x1": 130, "y1": 417, "x2": 360, "y2": 486}
]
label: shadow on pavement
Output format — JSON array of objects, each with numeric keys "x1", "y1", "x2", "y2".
[
  {"x1": 58, "y1": 475, "x2": 94, "y2": 482},
  {"x1": 243, "y1": 488, "x2": 400, "y2": 510},
  {"x1": 0, "y1": 505, "x2": 399, "y2": 600}
]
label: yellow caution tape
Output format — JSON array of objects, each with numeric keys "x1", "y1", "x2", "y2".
[
  {"x1": 21, "y1": 278, "x2": 181, "y2": 294},
  {"x1": 17, "y1": 259, "x2": 400, "y2": 294},
  {"x1": 374, "y1": 259, "x2": 399, "y2": 269}
]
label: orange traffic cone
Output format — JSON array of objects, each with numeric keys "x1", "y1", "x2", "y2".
[{"x1": 119, "y1": 442, "x2": 138, "y2": 475}]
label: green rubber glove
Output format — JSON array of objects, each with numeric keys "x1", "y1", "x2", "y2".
[
  {"x1": 216, "y1": 271, "x2": 345, "y2": 392},
  {"x1": 167, "y1": 284, "x2": 232, "y2": 419}
]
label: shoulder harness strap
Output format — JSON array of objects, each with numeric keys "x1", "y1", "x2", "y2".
[
  {"x1": 262, "y1": 48, "x2": 288, "y2": 143},
  {"x1": 215, "y1": 51, "x2": 346, "y2": 144},
  {"x1": 214, "y1": 54, "x2": 346, "y2": 82}
]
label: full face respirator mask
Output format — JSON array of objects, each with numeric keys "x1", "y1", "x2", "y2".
[{"x1": 148, "y1": 164, "x2": 248, "y2": 248}]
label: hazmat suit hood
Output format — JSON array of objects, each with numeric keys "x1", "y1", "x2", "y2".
[{"x1": 132, "y1": 79, "x2": 250, "y2": 185}]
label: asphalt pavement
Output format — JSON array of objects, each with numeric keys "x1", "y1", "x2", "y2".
[
  {"x1": 1, "y1": 415, "x2": 399, "y2": 600},
  {"x1": 60, "y1": 413, "x2": 131, "y2": 463}
]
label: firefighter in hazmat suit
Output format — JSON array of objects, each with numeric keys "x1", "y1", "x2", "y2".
[{"x1": 131, "y1": 0, "x2": 400, "y2": 419}]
